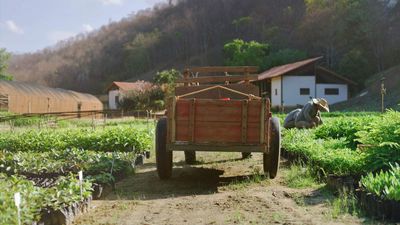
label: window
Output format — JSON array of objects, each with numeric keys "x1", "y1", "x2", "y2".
[
  {"x1": 325, "y1": 88, "x2": 339, "y2": 95},
  {"x1": 300, "y1": 88, "x2": 310, "y2": 95},
  {"x1": 274, "y1": 89, "x2": 278, "y2": 96}
]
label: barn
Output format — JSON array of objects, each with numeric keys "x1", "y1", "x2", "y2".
[
  {"x1": 255, "y1": 57, "x2": 357, "y2": 109},
  {"x1": 106, "y1": 81, "x2": 153, "y2": 109},
  {"x1": 0, "y1": 80, "x2": 103, "y2": 114}
]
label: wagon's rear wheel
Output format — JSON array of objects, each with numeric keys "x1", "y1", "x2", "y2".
[
  {"x1": 184, "y1": 151, "x2": 196, "y2": 164},
  {"x1": 156, "y1": 117, "x2": 172, "y2": 179},
  {"x1": 263, "y1": 117, "x2": 281, "y2": 179}
]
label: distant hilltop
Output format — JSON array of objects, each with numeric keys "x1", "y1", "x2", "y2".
[{"x1": 7, "y1": 0, "x2": 400, "y2": 95}]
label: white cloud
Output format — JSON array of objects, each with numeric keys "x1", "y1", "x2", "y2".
[
  {"x1": 5, "y1": 20, "x2": 24, "y2": 34},
  {"x1": 100, "y1": 0, "x2": 123, "y2": 5},
  {"x1": 48, "y1": 31, "x2": 76, "y2": 44},
  {"x1": 82, "y1": 24, "x2": 94, "y2": 32}
]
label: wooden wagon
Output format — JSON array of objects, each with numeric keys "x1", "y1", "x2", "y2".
[{"x1": 156, "y1": 67, "x2": 281, "y2": 179}]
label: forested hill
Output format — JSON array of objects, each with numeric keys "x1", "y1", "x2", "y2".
[{"x1": 7, "y1": 0, "x2": 400, "y2": 94}]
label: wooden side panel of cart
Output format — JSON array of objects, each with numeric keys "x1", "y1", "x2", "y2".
[{"x1": 166, "y1": 97, "x2": 272, "y2": 153}]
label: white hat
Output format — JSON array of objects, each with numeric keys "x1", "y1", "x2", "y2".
[{"x1": 312, "y1": 98, "x2": 329, "y2": 112}]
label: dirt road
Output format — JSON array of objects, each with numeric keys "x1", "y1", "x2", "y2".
[{"x1": 74, "y1": 152, "x2": 363, "y2": 225}]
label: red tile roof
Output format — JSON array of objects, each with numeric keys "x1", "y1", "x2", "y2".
[
  {"x1": 107, "y1": 81, "x2": 153, "y2": 92},
  {"x1": 258, "y1": 57, "x2": 323, "y2": 80}
]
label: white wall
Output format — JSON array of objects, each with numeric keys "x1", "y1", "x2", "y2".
[
  {"x1": 108, "y1": 89, "x2": 120, "y2": 109},
  {"x1": 316, "y1": 84, "x2": 348, "y2": 104},
  {"x1": 282, "y1": 76, "x2": 315, "y2": 106},
  {"x1": 271, "y1": 77, "x2": 282, "y2": 107}
]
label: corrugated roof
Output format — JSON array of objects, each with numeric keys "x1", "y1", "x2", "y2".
[
  {"x1": 258, "y1": 57, "x2": 323, "y2": 80},
  {"x1": 107, "y1": 81, "x2": 153, "y2": 92},
  {"x1": 0, "y1": 80, "x2": 102, "y2": 104}
]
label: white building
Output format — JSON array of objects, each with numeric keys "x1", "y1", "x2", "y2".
[
  {"x1": 256, "y1": 57, "x2": 357, "y2": 109},
  {"x1": 106, "y1": 81, "x2": 153, "y2": 109}
]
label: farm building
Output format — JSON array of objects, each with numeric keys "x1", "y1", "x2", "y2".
[
  {"x1": 106, "y1": 81, "x2": 153, "y2": 109},
  {"x1": 255, "y1": 57, "x2": 357, "y2": 109},
  {"x1": 0, "y1": 80, "x2": 103, "y2": 114}
]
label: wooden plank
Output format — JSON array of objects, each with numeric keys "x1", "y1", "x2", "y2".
[
  {"x1": 176, "y1": 74, "x2": 259, "y2": 84},
  {"x1": 168, "y1": 143, "x2": 266, "y2": 153},
  {"x1": 241, "y1": 100, "x2": 248, "y2": 144},
  {"x1": 175, "y1": 84, "x2": 260, "y2": 98},
  {"x1": 260, "y1": 99, "x2": 265, "y2": 144},
  {"x1": 189, "y1": 99, "x2": 196, "y2": 142},
  {"x1": 186, "y1": 66, "x2": 259, "y2": 74},
  {"x1": 247, "y1": 101, "x2": 261, "y2": 122},
  {"x1": 194, "y1": 123, "x2": 241, "y2": 143},
  {"x1": 170, "y1": 97, "x2": 177, "y2": 143},
  {"x1": 166, "y1": 98, "x2": 172, "y2": 144},
  {"x1": 174, "y1": 98, "x2": 266, "y2": 144}
]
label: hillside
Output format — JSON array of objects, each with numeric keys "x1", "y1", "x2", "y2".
[
  {"x1": 332, "y1": 64, "x2": 400, "y2": 111},
  {"x1": 7, "y1": 0, "x2": 400, "y2": 94}
]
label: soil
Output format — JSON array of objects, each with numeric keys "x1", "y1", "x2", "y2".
[{"x1": 73, "y1": 152, "x2": 364, "y2": 225}]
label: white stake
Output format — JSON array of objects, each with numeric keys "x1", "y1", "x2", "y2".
[
  {"x1": 14, "y1": 192, "x2": 21, "y2": 225},
  {"x1": 78, "y1": 171, "x2": 83, "y2": 200}
]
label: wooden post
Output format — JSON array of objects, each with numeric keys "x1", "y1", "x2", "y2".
[
  {"x1": 260, "y1": 99, "x2": 265, "y2": 144},
  {"x1": 170, "y1": 97, "x2": 177, "y2": 143},
  {"x1": 381, "y1": 77, "x2": 386, "y2": 113},
  {"x1": 244, "y1": 67, "x2": 250, "y2": 84},
  {"x1": 183, "y1": 69, "x2": 190, "y2": 87},
  {"x1": 241, "y1": 100, "x2": 248, "y2": 144},
  {"x1": 189, "y1": 99, "x2": 196, "y2": 143},
  {"x1": 77, "y1": 102, "x2": 82, "y2": 119},
  {"x1": 91, "y1": 112, "x2": 95, "y2": 130}
]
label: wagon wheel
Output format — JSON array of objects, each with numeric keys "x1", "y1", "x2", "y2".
[
  {"x1": 263, "y1": 117, "x2": 281, "y2": 179},
  {"x1": 184, "y1": 151, "x2": 196, "y2": 164},
  {"x1": 156, "y1": 117, "x2": 172, "y2": 179}
]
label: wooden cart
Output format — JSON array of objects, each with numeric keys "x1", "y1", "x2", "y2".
[{"x1": 156, "y1": 67, "x2": 281, "y2": 179}]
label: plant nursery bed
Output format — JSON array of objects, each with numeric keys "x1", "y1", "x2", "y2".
[
  {"x1": 37, "y1": 197, "x2": 92, "y2": 225},
  {"x1": 326, "y1": 174, "x2": 359, "y2": 192},
  {"x1": 356, "y1": 189, "x2": 400, "y2": 222}
]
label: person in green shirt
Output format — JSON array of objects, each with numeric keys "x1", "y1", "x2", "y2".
[{"x1": 283, "y1": 98, "x2": 329, "y2": 129}]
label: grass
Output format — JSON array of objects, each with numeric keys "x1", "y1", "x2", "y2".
[
  {"x1": 226, "y1": 167, "x2": 269, "y2": 190},
  {"x1": 272, "y1": 212, "x2": 284, "y2": 223},
  {"x1": 230, "y1": 210, "x2": 245, "y2": 224},
  {"x1": 283, "y1": 163, "x2": 320, "y2": 189},
  {"x1": 328, "y1": 188, "x2": 360, "y2": 219}
]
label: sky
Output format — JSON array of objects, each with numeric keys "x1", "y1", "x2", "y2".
[{"x1": 0, "y1": 0, "x2": 162, "y2": 53}]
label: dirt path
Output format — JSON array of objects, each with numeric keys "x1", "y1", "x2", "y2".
[{"x1": 74, "y1": 152, "x2": 363, "y2": 225}]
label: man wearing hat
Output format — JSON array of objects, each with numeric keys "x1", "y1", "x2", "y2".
[{"x1": 283, "y1": 98, "x2": 329, "y2": 129}]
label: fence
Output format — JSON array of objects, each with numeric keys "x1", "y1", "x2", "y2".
[{"x1": 0, "y1": 109, "x2": 164, "y2": 131}]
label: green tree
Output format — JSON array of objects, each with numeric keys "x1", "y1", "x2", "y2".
[
  {"x1": 338, "y1": 49, "x2": 371, "y2": 85},
  {"x1": 119, "y1": 87, "x2": 165, "y2": 111},
  {"x1": 224, "y1": 39, "x2": 307, "y2": 71},
  {"x1": 264, "y1": 49, "x2": 307, "y2": 69},
  {"x1": 224, "y1": 39, "x2": 269, "y2": 69},
  {"x1": 154, "y1": 69, "x2": 181, "y2": 103},
  {"x1": 154, "y1": 69, "x2": 181, "y2": 85},
  {"x1": 0, "y1": 48, "x2": 13, "y2": 81}
]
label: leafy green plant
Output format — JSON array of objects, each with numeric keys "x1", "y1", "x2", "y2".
[
  {"x1": 0, "y1": 125, "x2": 152, "y2": 153},
  {"x1": 361, "y1": 163, "x2": 400, "y2": 201},
  {"x1": 0, "y1": 149, "x2": 134, "y2": 185},
  {"x1": 282, "y1": 129, "x2": 366, "y2": 176},
  {"x1": 0, "y1": 173, "x2": 92, "y2": 225},
  {"x1": 314, "y1": 117, "x2": 368, "y2": 149},
  {"x1": 283, "y1": 163, "x2": 319, "y2": 188}
]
